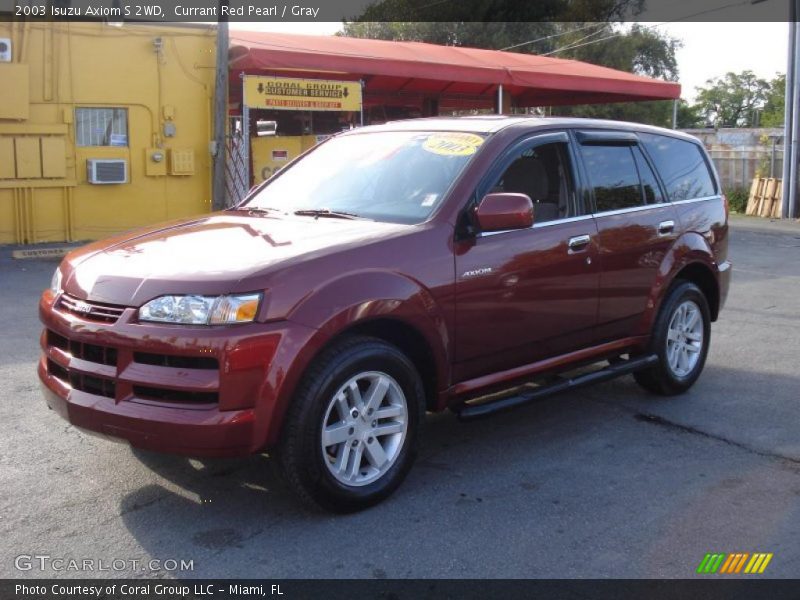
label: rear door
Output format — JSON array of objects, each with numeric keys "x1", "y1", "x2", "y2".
[
  {"x1": 453, "y1": 131, "x2": 600, "y2": 382},
  {"x1": 575, "y1": 130, "x2": 679, "y2": 342}
]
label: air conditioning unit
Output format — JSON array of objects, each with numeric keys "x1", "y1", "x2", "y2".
[
  {"x1": 0, "y1": 38, "x2": 11, "y2": 63},
  {"x1": 87, "y1": 159, "x2": 128, "y2": 184}
]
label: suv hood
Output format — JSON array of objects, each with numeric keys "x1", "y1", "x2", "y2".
[{"x1": 63, "y1": 213, "x2": 409, "y2": 306}]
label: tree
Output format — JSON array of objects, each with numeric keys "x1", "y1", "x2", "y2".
[
  {"x1": 340, "y1": 22, "x2": 559, "y2": 50},
  {"x1": 761, "y1": 73, "x2": 785, "y2": 127},
  {"x1": 693, "y1": 71, "x2": 770, "y2": 128},
  {"x1": 348, "y1": 0, "x2": 643, "y2": 25},
  {"x1": 550, "y1": 24, "x2": 680, "y2": 126},
  {"x1": 675, "y1": 99, "x2": 704, "y2": 129}
]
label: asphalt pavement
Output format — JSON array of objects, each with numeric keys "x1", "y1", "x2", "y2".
[{"x1": 1, "y1": 214, "x2": 798, "y2": 579}]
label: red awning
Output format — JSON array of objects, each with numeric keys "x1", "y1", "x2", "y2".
[{"x1": 228, "y1": 32, "x2": 681, "y2": 108}]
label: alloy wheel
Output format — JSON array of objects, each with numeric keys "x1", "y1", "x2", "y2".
[
  {"x1": 666, "y1": 299, "x2": 704, "y2": 377},
  {"x1": 321, "y1": 371, "x2": 408, "y2": 487}
]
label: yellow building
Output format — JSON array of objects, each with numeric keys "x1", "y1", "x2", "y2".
[{"x1": 0, "y1": 21, "x2": 216, "y2": 244}]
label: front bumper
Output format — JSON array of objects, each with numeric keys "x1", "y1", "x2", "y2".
[
  {"x1": 39, "y1": 368, "x2": 255, "y2": 456},
  {"x1": 717, "y1": 259, "x2": 732, "y2": 314},
  {"x1": 38, "y1": 290, "x2": 316, "y2": 457}
]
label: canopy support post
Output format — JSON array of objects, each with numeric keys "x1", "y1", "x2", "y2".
[
  {"x1": 360, "y1": 80, "x2": 365, "y2": 126},
  {"x1": 497, "y1": 85, "x2": 504, "y2": 115},
  {"x1": 672, "y1": 99, "x2": 678, "y2": 129}
]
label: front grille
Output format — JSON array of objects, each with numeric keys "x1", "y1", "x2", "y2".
[
  {"x1": 47, "y1": 358, "x2": 116, "y2": 399},
  {"x1": 47, "y1": 330, "x2": 69, "y2": 352},
  {"x1": 45, "y1": 329, "x2": 219, "y2": 406},
  {"x1": 133, "y1": 352, "x2": 218, "y2": 370},
  {"x1": 133, "y1": 385, "x2": 218, "y2": 405},
  {"x1": 58, "y1": 294, "x2": 126, "y2": 323},
  {"x1": 48, "y1": 330, "x2": 117, "y2": 366},
  {"x1": 47, "y1": 358, "x2": 69, "y2": 381}
]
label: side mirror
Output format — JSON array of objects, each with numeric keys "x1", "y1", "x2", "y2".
[{"x1": 474, "y1": 192, "x2": 534, "y2": 233}]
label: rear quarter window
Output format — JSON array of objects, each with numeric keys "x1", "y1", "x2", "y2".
[{"x1": 639, "y1": 133, "x2": 717, "y2": 201}]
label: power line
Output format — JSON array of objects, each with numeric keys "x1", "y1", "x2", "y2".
[
  {"x1": 540, "y1": 24, "x2": 612, "y2": 55},
  {"x1": 499, "y1": 22, "x2": 605, "y2": 51},
  {"x1": 542, "y1": 0, "x2": 756, "y2": 57}
]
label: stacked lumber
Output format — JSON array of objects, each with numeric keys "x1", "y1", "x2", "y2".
[{"x1": 746, "y1": 178, "x2": 783, "y2": 218}]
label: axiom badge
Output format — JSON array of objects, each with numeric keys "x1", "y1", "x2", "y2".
[{"x1": 462, "y1": 267, "x2": 493, "y2": 278}]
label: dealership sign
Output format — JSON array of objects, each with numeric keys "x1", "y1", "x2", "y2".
[{"x1": 243, "y1": 76, "x2": 362, "y2": 112}]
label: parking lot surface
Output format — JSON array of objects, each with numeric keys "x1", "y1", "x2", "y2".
[{"x1": 1, "y1": 215, "x2": 799, "y2": 579}]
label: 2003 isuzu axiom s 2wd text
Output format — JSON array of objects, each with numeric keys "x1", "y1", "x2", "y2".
[{"x1": 39, "y1": 117, "x2": 729, "y2": 511}]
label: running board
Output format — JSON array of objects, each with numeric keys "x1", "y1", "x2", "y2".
[{"x1": 455, "y1": 354, "x2": 658, "y2": 421}]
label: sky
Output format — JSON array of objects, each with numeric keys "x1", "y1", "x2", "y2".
[
  {"x1": 648, "y1": 22, "x2": 787, "y2": 102},
  {"x1": 228, "y1": 21, "x2": 789, "y2": 104}
]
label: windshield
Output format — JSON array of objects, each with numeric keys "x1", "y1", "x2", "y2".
[{"x1": 244, "y1": 130, "x2": 485, "y2": 224}]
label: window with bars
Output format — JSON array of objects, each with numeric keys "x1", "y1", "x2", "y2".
[{"x1": 75, "y1": 108, "x2": 128, "y2": 147}]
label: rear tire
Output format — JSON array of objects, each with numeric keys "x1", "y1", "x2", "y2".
[
  {"x1": 634, "y1": 281, "x2": 711, "y2": 396},
  {"x1": 276, "y1": 336, "x2": 424, "y2": 513}
]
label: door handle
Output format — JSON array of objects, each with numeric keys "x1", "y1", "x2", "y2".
[
  {"x1": 658, "y1": 220, "x2": 675, "y2": 236},
  {"x1": 568, "y1": 234, "x2": 591, "y2": 252}
]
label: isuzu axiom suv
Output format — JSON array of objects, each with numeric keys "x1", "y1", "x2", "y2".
[{"x1": 39, "y1": 117, "x2": 729, "y2": 511}]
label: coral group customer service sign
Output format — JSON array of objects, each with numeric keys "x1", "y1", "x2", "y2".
[{"x1": 243, "y1": 76, "x2": 362, "y2": 112}]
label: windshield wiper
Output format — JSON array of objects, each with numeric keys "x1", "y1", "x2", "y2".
[
  {"x1": 293, "y1": 208, "x2": 367, "y2": 220},
  {"x1": 231, "y1": 206, "x2": 283, "y2": 216}
]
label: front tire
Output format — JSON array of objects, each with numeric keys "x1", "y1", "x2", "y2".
[
  {"x1": 634, "y1": 281, "x2": 711, "y2": 396},
  {"x1": 276, "y1": 336, "x2": 424, "y2": 512}
]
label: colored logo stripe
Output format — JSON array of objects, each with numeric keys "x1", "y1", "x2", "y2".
[
  {"x1": 719, "y1": 553, "x2": 749, "y2": 573},
  {"x1": 697, "y1": 553, "x2": 726, "y2": 573},
  {"x1": 697, "y1": 552, "x2": 773, "y2": 574},
  {"x1": 744, "y1": 553, "x2": 773, "y2": 574}
]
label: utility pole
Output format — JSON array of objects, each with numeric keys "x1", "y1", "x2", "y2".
[
  {"x1": 211, "y1": 3, "x2": 229, "y2": 211},
  {"x1": 783, "y1": 1, "x2": 799, "y2": 219}
]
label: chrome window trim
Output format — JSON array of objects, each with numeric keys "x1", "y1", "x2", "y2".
[
  {"x1": 593, "y1": 194, "x2": 721, "y2": 218},
  {"x1": 478, "y1": 195, "x2": 721, "y2": 238},
  {"x1": 479, "y1": 214, "x2": 593, "y2": 238},
  {"x1": 533, "y1": 214, "x2": 594, "y2": 229},
  {"x1": 670, "y1": 194, "x2": 721, "y2": 205},
  {"x1": 593, "y1": 203, "x2": 665, "y2": 218}
]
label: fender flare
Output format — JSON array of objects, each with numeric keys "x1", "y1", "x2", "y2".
[
  {"x1": 257, "y1": 270, "x2": 451, "y2": 447},
  {"x1": 634, "y1": 231, "x2": 720, "y2": 336}
]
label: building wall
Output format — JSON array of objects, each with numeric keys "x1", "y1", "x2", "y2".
[{"x1": 0, "y1": 22, "x2": 216, "y2": 244}]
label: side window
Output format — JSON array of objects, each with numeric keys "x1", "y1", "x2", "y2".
[
  {"x1": 580, "y1": 145, "x2": 642, "y2": 212},
  {"x1": 639, "y1": 133, "x2": 716, "y2": 201},
  {"x1": 491, "y1": 141, "x2": 575, "y2": 223},
  {"x1": 632, "y1": 146, "x2": 663, "y2": 204},
  {"x1": 75, "y1": 108, "x2": 128, "y2": 147}
]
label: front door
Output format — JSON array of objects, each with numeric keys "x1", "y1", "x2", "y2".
[{"x1": 453, "y1": 133, "x2": 600, "y2": 383}]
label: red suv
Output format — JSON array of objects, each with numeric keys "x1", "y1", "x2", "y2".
[{"x1": 39, "y1": 117, "x2": 730, "y2": 511}]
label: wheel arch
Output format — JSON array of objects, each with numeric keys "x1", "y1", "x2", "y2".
[
  {"x1": 258, "y1": 306, "x2": 450, "y2": 450},
  {"x1": 318, "y1": 317, "x2": 441, "y2": 412},
  {"x1": 284, "y1": 269, "x2": 451, "y2": 411},
  {"x1": 673, "y1": 261, "x2": 720, "y2": 321},
  {"x1": 635, "y1": 231, "x2": 722, "y2": 338}
]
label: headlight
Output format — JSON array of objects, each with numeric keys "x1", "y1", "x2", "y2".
[
  {"x1": 50, "y1": 267, "x2": 62, "y2": 293},
  {"x1": 139, "y1": 293, "x2": 262, "y2": 325}
]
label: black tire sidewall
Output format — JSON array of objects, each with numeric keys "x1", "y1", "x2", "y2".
[
  {"x1": 651, "y1": 281, "x2": 711, "y2": 392},
  {"x1": 285, "y1": 338, "x2": 424, "y2": 512}
]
